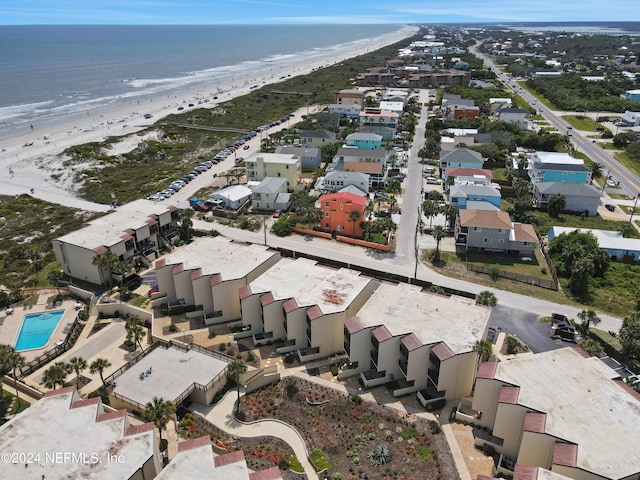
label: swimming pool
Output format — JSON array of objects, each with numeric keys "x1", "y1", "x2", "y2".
[{"x1": 14, "y1": 310, "x2": 65, "y2": 351}]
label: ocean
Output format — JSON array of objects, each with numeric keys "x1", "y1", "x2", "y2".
[{"x1": 0, "y1": 24, "x2": 406, "y2": 138}]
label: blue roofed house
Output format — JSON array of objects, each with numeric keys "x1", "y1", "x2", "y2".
[
  {"x1": 345, "y1": 132, "x2": 383, "y2": 150},
  {"x1": 548, "y1": 227, "x2": 640, "y2": 261},
  {"x1": 533, "y1": 182, "x2": 601, "y2": 216},
  {"x1": 275, "y1": 145, "x2": 322, "y2": 171},
  {"x1": 528, "y1": 151, "x2": 592, "y2": 184},
  {"x1": 448, "y1": 184, "x2": 501, "y2": 210},
  {"x1": 440, "y1": 148, "x2": 484, "y2": 170}
]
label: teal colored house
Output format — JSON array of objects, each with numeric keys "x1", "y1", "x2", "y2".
[
  {"x1": 345, "y1": 132, "x2": 383, "y2": 150},
  {"x1": 449, "y1": 185, "x2": 501, "y2": 210},
  {"x1": 530, "y1": 163, "x2": 591, "y2": 184},
  {"x1": 440, "y1": 148, "x2": 484, "y2": 170}
]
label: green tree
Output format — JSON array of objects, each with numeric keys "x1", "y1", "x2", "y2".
[
  {"x1": 271, "y1": 216, "x2": 296, "y2": 237},
  {"x1": 178, "y1": 209, "x2": 194, "y2": 243},
  {"x1": 47, "y1": 270, "x2": 63, "y2": 294},
  {"x1": 422, "y1": 200, "x2": 441, "y2": 228},
  {"x1": 580, "y1": 339, "x2": 603, "y2": 357},
  {"x1": 431, "y1": 225, "x2": 446, "y2": 262},
  {"x1": 619, "y1": 312, "x2": 640, "y2": 362},
  {"x1": 576, "y1": 309, "x2": 601, "y2": 336},
  {"x1": 348, "y1": 210, "x2": 361, "y2": 237},
  {"x1": 385, "y1": 179, "x2": 401, "y2": 195},
  {"x1": 590, "y1": 162, "x2": 604, "y2": 184},
  {"x1": 89, "y1": 358, "x2": 112, "y2": 388},
  {"x1": 91, "y1": 250, "x2": 118, "y2": 287},
  {"x1": 143, "y1": 397, "x2": 176, "y2": 447},
  {"x1": 125, "y1": 316, "x2": 147, "y2": 352},
  {"x1": 68, "y1": 356, "x2": 87, "y2": 390},
  {"x1": 0, "y1": 345, "x2": 17, "y2": 397},
  {"x1": 227, "y1": 359, "x2": 248, "y2": 414},
  {"x1": 42, "y1": 362, "x2": 71, "y2": 390},
  {"x1": 548, "y1": 193, "x2": 566, "y2": 218},
  {"x1": 476, "y1": 290, "x2": 498, "y2": 307},
  {"x1": 473, "y1": 339, "x2": 493, "y2": 362}
]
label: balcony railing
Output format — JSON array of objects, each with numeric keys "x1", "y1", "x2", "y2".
[
  {"x1": 398, "y1": 358, "x2": 408, "y2": 377},
  {"x1": 362, "y1": 369, "x2": 386, "y2": 381}
]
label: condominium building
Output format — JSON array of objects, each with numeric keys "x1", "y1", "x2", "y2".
[
  {"x1": 244, "y1": 153, "x2": 301, "y2": 190},
  {"x1": 155, "y1": 236, "x2": 280, "y2": 324},
  {"x1": 471, "y1": 348, "x2": 640, "y2": 480},
  {"x1": 52, "y1": 199, "x2": 179, "y2": 285},
  {"x1": 237, "y1": 257, "x2": 375, "y2": 362},
  {"x1": 342, "y1": 283, "x2": 491, "y2": 404}
]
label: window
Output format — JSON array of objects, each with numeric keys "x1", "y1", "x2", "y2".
[
  {"x1": 325, "y1": 212, "x2": 329, "y2": 217},
  {"x1": 277, "y1": 172, "x2": 281, "y2": 177},
  {"x1": 498, "y1": 239, "x2": 505, "y2": 244},
  {"x1": 286, "y1": 165, "x2": 289, "y2": 169},
  {"x1": 496, "y1": 228, "x2": 503, "y2": 233},
  {"x1": 473, "y1": 226, "x2": 482, "y2": 232},
  {"x1": 340, "y1": 204, "x2": 344, "y2": 210},
  {"x1": 483, "y1": 238, "x2": 492, "y2": 244},
  {"x1": 325, "y1": 223, "x2": 329, "y2": 228},
  {"x1": 325, "y1": 202, "x2": 329, "y2": 207}
]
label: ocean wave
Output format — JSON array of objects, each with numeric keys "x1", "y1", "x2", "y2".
[{"x1": 0, "y1": 100, "x2": 54, "y2": 120}]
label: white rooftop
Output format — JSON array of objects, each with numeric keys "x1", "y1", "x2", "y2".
[
  {"x1": 56, "y1": 199, "x2": 174, "y2": 250},
  {"x1": 113, "y1": 346, "x2": 228, "y2": 405},
  {"x1": 357, "y1": 283, "x2": 490, "y2": 354},
  {"x1": 0, "y1": 388, "x2": 156, "y2": 479},
  {"x1": 245, "y1": 152, "x2": 299, "y2": 165},
  {"x1": 549, "y1": 226, "x2": 640, "y2": 253},
  {"x1": 249, "y1": 257, "x2": 372, "y2": 315},
  {"x1": 159, "y1": 237, "x2": 279, "y2": 280},
  {"x1": 156, "y1": 439, "x2": 216, "y2": 480},
  {"x1": 211, "y1": 185, "x2": 252, "y2": 202},
  {"x1": 494, "y1": 348, "x2": 640, "y2": 479},
  {"x1": 533, "y1": 151, "x2": 584, "y2": 165}
]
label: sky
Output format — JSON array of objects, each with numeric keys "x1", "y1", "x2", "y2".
[{"x1": 1, "y1": 0, "x2": 639, "y2": 25}]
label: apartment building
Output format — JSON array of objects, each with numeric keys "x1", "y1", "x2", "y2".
[{"x1": 244, "y1": 152, "x2": 301, "y2": 190}]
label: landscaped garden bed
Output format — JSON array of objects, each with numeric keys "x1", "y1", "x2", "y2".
[{"x1": 236, "y1": 378, "x2": 458, "y2": 480}]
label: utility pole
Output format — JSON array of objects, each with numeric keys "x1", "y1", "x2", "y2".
[
  {"x1": 630, "y1": 193, "x2": 640, "y2": 224},
  {"x1": 601, "y1": 169, "x2": 610, "y2": 194},
  {"x1": 263, "y1": 218, "x2": 267, "y2": 245}
]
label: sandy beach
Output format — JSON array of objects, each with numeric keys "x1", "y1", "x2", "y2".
[{"x1": 0, "y1": 26, "x2": 418, "y2": 211}]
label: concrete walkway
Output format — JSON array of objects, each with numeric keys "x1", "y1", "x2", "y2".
[{"x1": 189, "y1": 391, "x2": 318, "y2": 480}]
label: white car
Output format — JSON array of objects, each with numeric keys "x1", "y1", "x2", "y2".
[{"x1": 425, "y1": 176, "x2": 440, "y2": 185}]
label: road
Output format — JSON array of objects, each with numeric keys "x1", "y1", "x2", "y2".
[{"x1": 470, "y1": 43, "x2": 640, "y2": 199}]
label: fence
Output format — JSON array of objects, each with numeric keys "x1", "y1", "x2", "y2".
[
  {"x1": 18, "y1": 313, "x2": 86, "y2": 378},
  {"x1": 466, "y1": 264, "x2": 558, "y2": 290}
]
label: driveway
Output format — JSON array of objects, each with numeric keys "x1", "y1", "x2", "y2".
[{"x1": 488, "y1": 305, "x2": 570, "y2": 353}]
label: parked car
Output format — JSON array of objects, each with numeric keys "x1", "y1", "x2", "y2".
[
  {"x1": 243, "y1": 145, "x2": 250, "y2": 150},
  {"x1": 375, "y1": 210, "x2": 392, "y2": 218},
  {"x1": 425, "y1": 176, "x2": 440, "y2": 185},
  {"x1": 193, "y1": 203, "x2": 210, "y2": 212},
  {"x1": 272, "y1": 209, "x2": 283, "y2": 218}
]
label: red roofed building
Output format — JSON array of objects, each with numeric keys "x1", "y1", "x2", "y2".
[{"x1": 318, "y1": 192, "x2": 368, "y2": 238}]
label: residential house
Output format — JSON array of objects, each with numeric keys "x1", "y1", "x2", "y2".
[
  {"x1": 489, "y1": 98, "x2": 512, "y2": 114},
  {"x1": 335, "y1": 147, "x2": 388, "y2": 164},
  {"x1": 328, "y1": 103, "x2": 362, "y2": 119},
  {"x1": 359, "y1": 108, "x2": 399, "y2": 139},
  {"x1": 440, "y1": 148, "x2": 484, "y2": 170},
  {"x1": 244, "y1": 152, "x2": 301, "y2": 190},
  {"x1": 379, "y1": 101, "x2": 405, "y2": 116},
  {"x1": 315, "y1": 170, "x2": 369, "y2": 195},
  {"x1": 275, "y1": 145, "x2": 322, "y2": 171},
  {"x1": 207, "y1": 184, "x2": 252, "y2": 210},
  {"x1": 450, "y1": 104, "x2": 480, "y2": 121},
  {"x1": 345, "y1": 132, "x2": 383, "y2": 150},
  {"x1": 533, "y1": 182, "x2": 601, "y2": 216},
  {"x1": 343, "y1": 162, "x2": 386, "y2": 189},
  {"x1": 317, "y1": 191, "x2": 367, "y2": 237},
  {"x1": 444, "y1": 167, "x2": 494, "y2": 182},
  {"x1": 237, "y1": 257, "x2": 375, "y2": 362},
  {"x1": 455, "y1": 210, "x2": 538, "y2": 256},
  {"x1": 548, "y1": 226, "x2": 640, "y2": 261},
  {"x1": 274, "y1": 192, "x2": 291, "y2": 211},
  {"x1": 497, "y1": 107, "x2": 531, "y2": 129},
  {"x1": 251, "y1": 177, "x2": 289, "y2": 211},
  {"x1": 157, "y1": 436, "x2": 283, "y2": 480},
  {"x1": 449, "y1": 184, "x2": 501, "y2": 210},
  {"x1": 316, "y1": 112, "x2": 340, "y2": 128},
  {"x1": 442, "y1": 94, "x2": 475, "y2": 110},
  {"x1": 382, "y1": 90, "x2": 409, "y2": 104},
  {"x1": 341, "y1": 283, "x2": 491, "y2": 403},
  {"x1": 337, "y1": 89, "x2": 364, "y2": 105},
  {"x1": 0, "y1": 387, "x2": 162, "y2": 479},
  {"x1": 528, "y1": 152, "x2": 591, "y2": 184},
  {"x1": 472, "y1": 348, "x2": 640, "y2": 480},
  {"x1": 52, "y1": 199, "x2": 179, "y2": 285},
  {"x1": 155, "y1": 236, "x2": 280, "y2": 324},
  {"x1": 300, "y1": 128, "x2": 338, "y2": 148},
  {"x1": 622, "y1": 110, "x2": 640, "y2": 126},
  {"x1": 624, "y1": 89, "x2": 640, "y2": 102}
]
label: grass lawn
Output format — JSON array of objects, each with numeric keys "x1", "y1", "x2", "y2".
[
  {"x1": 531, "y1": 210, "x2": 640, "y2": 238},
  {"x1": 607, "y1": 192, "x2": 633, "y2": 200},
  {"x1": 614, "y1": 151, "x2": 640, "y2": 178},
  {"x1": 562, "y1": 115, "x2": 597, "y2": 131},
  {"x1": 289, "y1": 456, "x2": 305, "y2": 473},
  {"x1": 310, "y1": 449, "x2": 331, "y2": 471},
  {"x1": 461, "y1": 247, "x2": 551, "y2": 279}
]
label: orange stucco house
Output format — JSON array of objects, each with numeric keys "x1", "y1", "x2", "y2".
[{"x1": 318, "y1": 192, "x2": 367, "y2": 238}]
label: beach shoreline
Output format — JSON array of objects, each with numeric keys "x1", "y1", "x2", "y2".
[{"x1": 0, "y1": 25, "x2": 417, "y2": 210}]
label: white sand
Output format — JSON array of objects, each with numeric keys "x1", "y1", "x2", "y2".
[{"x1": 0, "y1": 26, "x2": 418, "y2": 211}]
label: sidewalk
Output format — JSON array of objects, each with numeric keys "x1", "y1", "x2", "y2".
[{"x1": 189, "y1": 391, "x2": 318, "y2": 480}]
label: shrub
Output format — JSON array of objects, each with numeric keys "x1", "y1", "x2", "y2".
[
  {"x1": 289, "y1": 456, "x2": 305, "y2": 473},
  {"x1": 350, "y1": 394, "x2": 362, "y2": 405},
  {"x1": 429, "y1": 420, "x2": 441, "y2": 434},
  {"x1": 208, "y1": 331, "x2": 216, "y2": 339},
  {"x1": 246, "y1": 351, "x2": 255, "y2": 362},
  {"x1": 168, "y1": 324, "x2": 178, "y2": 333},
  {"x1": 414, "y1": 444, "x2": 431, "y2": 461},
  {"x1": 330, "y1": 365, "x2": 339, "y2": 376},
  {"x1": 219, "y1": 343, "x2": 226, "y2": 351},
  {"x1": 226, "y1": 348, "x2": 235, "y2": 356},
  {"x1": 368, "y1": 444, "x2": 392, "y2": 466},
  {"x1": 284, "y1": 354, "x2": 295, "y2": 365}
]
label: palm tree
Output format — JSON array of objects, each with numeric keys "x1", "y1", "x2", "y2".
[
  {"x1": 476, "y1": 290, "x2": 498, "y2": 307},
  {"x1": 6, "y1": 350, "x2": 25, "y2": 400},
  {"x1": 360, "y1": 221, "x2": 372, "y2": 242},
  {"x1": 422, "y1": 200, "x2": 441, "y2": 228},
  {"x1": 42, "y1": 362, "x2": 71, "y2": 390},
  {"x1": 473, "y1": 340, "x2": 493, "y2": 362},
  {"x1": 431, "y1": 225, "x2": 446, "y2": 261},
  {"x1": 227, "y1": 359, "x2": 248, "y2": 414},
  {"x1": 590, "y1": 162, "x2": 604, "y2": 184},
  {"x1": 0, "y1": 345, "x2": 16, "y2": 396},
  {"x1": 90, "y1": 358, "x2": 112, "y2": 388},
  {"x1": 68, "y1": 357, "x2": 88, "y2": 390},
  {"x1": 47, "y1": 270, "x2": 63, "y2": 294},
  {"x1": 143, "y1": 397, "x2": 175, "y2": 447},
  {"x1": 178, "y1": 209, "x2": 194, "y2": 243},
  {"x1": 548, "y1": 193, "x2": 566, "y2": 218},
  {"x1": 385, "y1": 179, "x2": 401, "y2": 195},
  {"x1": 125, "y1": 317, "x2": 147, "y2": 352},
  {"x1": 577, "y1": 309, "x2": 601, "y2": 336},
  {"x1": 348, "y1": 210, "x2": 361, "y2": 237}
]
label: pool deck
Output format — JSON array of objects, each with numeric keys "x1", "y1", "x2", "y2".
[{"x1": 0, "y1": 298, "x2": 78, "y2": 362}]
